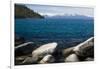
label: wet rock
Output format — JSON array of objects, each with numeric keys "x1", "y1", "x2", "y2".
[
  {"x1": 15, "y1": 42, "x2": 36, "y2": 56},
  {"x1": 15, "y1": 35, "x2": 25, "y2": 46}
]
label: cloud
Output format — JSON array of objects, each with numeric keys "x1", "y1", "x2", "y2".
[{"x1": 26, "y1": 4, "x2": 94, "y2": 17}]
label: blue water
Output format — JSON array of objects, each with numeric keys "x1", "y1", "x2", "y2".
[{"x1": 15, "y1": 18, "x2": 94, "y2": 48}]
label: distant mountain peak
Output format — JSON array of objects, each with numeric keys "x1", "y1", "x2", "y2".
[{"x1": 44, "y1": 14, "x2": 93, "y2": 19}]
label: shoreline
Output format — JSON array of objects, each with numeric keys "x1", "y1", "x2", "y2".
[{"x1": 15, "y1": 37, "x2": 94, "y2": 65}]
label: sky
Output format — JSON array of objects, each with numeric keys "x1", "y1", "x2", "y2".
[{"x1": 26, "y1": 4, "x2": 94, "y2": 17}]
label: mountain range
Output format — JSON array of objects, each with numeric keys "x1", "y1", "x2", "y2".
[{"x1": 44, "y1": 14, "x2": 93, "y2": 19}]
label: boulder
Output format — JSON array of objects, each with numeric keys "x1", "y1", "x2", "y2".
[
  {"x1": 15, "y1": 56, "x2": 29, "y2": 65},
  {"x1": 64, "y1": 37, "x2": 94, "y2": 62},
  {"x1": 39, "y1": 54, "x2": 55, "y2": 64},
  {"x1": 65, "y1": 54, "x2": 79, "y2": 62},
  {"x1": 22, "y1": 57, "x2": 34, "y2": 64},
  {"x1": 32, "y1": 42, "x2": 57, "y2": 62},
  {"x1": 73, "y1": 37, "x2": 94, "y2": 59},
  {"x1": 15, "y1": 42, "x2": 35, "y2": 56},
  {"x1": 62, "y1": 47, "x2": 74, "y2": 58}
]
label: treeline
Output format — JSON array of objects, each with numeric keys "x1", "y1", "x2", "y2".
[{"x1": 15, "y1": 4, "x2": 44, "y2": 18}]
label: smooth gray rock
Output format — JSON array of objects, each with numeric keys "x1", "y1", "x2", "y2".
[
  {"x1": 62, "y1": 47, "x2": 74, "y2": 58},
  {"x1": 64, "y1": 37, "x2": 94, "y2": 62},
  {"x1": 65, "y1": 54, "x2": 79, "y2": 62},
  {"x1": 32, "y1": 42, "x2": 57, "y2": 62},
  {"x1": 39, "y1": 54, "x2": 55, "y2": 64},
  {"x1": 73, "y1": 37, "x2": 94, "y2": 58},
  {"x1": 22, "y1": 57, "x2": 34, "y2": 64}
]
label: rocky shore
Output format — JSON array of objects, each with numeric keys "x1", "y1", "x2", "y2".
[{"x1": 15, "y1": 37, "x2": 94, "y2": 65}]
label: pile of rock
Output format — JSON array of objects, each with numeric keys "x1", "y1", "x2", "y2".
[
  {"x1": 15, "y1": 37, "x2": 94, "y2": 65},
  {"x1": 15, "y1": 42, "x2": 57, "y2": 65},
  {"x1": 63, "y1": 37, "x2": 94, "y2": 62}
]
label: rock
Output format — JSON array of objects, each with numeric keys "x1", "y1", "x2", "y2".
[
  {"x1": 65, "y1": 54, "x2": 79, "y2": 62},
  {"x1": 62, "y1": 47, "x2": 74, "y2": 58},
  {"x1": 15, "y1": 42, "x2": 34, "y2": 49},
  {"x1": 15, "y1": 42, "x2": 36, "y2": 56},
  {"x1": 32, "y1": 42, "x2": 57, "y2": 62},
  {"x1": 73, "y1": 37, "x2": 93, "y2": 52},
  {"x1": 15, "y1": 56, "x2": 28, "y2": 65},
  {"x1": 15, "y1": 57, "x2": 25, "y2": 61},
  {"x1": 64, "y1": 37, "x2": 94, "y2": 62},
  {"x1": 15, "y1": 55, "x2": 37, "y2": 65},
  {"x1": 39, "y1": 55, "x2": 55, "y2": 64},
  {"x1": 85, "y1": 57, "x2": 94, "y2": 61},
  {"x1": 22, "y1": 57, "x2": 34, "y2": 64},
  {"x1": 15, "y1": 35, "x2": 25, "y2": 46},
  {"x1": 73, "y1": 37, "x2": 94, "y2": 59},
  {"x1": 15, "y1": 37, "x2": 94, "y2": 64}
]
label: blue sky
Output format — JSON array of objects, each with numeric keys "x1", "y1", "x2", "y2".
[{"x1": 26, "y1": 4, "x2": 94, "y2": 17}]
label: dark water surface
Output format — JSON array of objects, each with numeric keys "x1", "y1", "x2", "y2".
[{"x1": 15, "y1": 18, "x2": 94, "y2": 48}]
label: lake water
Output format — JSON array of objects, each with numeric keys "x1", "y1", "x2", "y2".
[{"x1": 15, "y1": 18, "x2": 94, "y2": 48}]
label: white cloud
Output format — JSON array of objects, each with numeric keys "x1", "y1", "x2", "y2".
[
  {"x1": 26, "y1": 4, "x2": 94, "y2": 17},
  {"x1": 39, "y1": 13, "x2": 65, "y2": 16}
]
